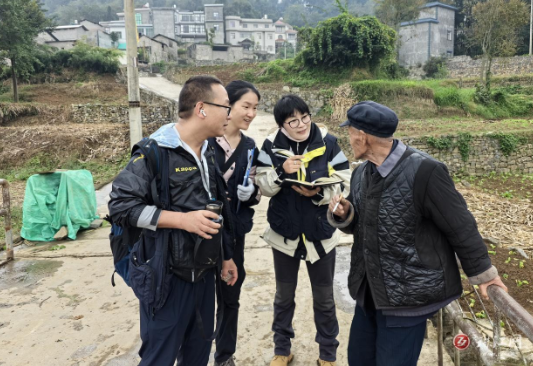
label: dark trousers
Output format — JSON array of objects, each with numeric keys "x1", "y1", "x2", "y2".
[
  {"x1": 347, "y1": 305, "x2": 426, "y2": 366},
  {"x1": 272, "y1": 248, "x2": 339, "y2": 362},
  {"x1": 138, "y1": 270, "x2": 215, "y2": 366},
  {"x1": 215, "y1": 236, "x2": 247, "y2": 363}
]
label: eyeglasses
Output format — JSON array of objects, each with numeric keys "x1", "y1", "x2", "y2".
[
  {"x1": 285, "y1": 114, "x2": 312, "y2": 129},
  {"x1": 203, "y1": 101, "x2": 232, "y2": 116}
]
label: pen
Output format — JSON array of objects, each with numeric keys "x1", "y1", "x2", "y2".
[{"x1": 332, "y1": 201, "x2": 340, "y2": 213}]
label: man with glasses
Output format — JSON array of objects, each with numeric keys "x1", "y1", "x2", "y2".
[
  {"x1": 109, "y1": 75, "x2": 238, "y2": 366},
  {"x1": 256, "y1": 95, "x2": 352, "y2": 366}
]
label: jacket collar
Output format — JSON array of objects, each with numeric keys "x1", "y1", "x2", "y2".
[{"x1": 272, "y1": 122, "x2": 325, "y2": 153}]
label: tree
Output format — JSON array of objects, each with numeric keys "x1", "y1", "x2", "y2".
[
  {"x1": 301, "y1": 13, "x2": 396, "y2": 69},
  {"x1": 0, "y1": 0, "x2": 52, "y2": 102},
  {"x1": 374, "y1": 0, "x2": 424, "y2": 31},
  {"x1": 470, "y1": 0, "x2": 529, "y2": 86},
  {"x1": 225, "y1": 0, "x2": 257, "y2": 18}
]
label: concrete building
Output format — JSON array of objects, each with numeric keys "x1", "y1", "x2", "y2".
[
  {"x1": 204, "y1": 4, "x2": 225, "y2": 45},
  {"x1": 175, "y1": 10, "x2": 207, "y2": 44},
  {"x1": 36, "y1": 23, "x2": 113, "y2": 50},
  {"x1": 188, "y1": 43, "x2": 254, "y2": 63},
  {"x1": 138, "y1": 35, "x2": 169, "y2": 63},
  {"x1": 153, "y1": 34, "x2": 180, "y2": 61},
  {"x1": 225, "y1": 16, "x2": 276, "y2": 54},
  {"x1": 274, "y1": 18, "x2": 298, "y2": 51},
  {"x1": 398, "y1": 2, "x2": 457, "y2": 67}
]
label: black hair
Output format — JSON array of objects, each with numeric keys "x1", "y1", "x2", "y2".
[
  {"x1": 225, "y1": 80, "x2": 261, "y2": 106},
  {"x1": 178, "y1": 75, "x2": 223, "y2": 119},
  {"x1": 273, "y1": 94, "x2": 310, "y2": 127}
]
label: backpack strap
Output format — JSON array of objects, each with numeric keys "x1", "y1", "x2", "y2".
[{"x1": 132, "y1": 138, "x2": 164, "y2": 208}]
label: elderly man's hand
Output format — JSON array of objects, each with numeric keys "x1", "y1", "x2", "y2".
[
  {"x1": 478, "y1": 276, "x2": 508, "y2": 300},
  {"x1": 328, "y1": 195, "x2": 350, "y2": 221}
]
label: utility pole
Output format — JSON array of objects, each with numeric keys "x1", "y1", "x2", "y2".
[
  {"x1": 530, "y1": 0, "x2": 532, "y2": 56},
  {"x1": 125, "y1": 0, "x2": 142, "y2": 148}
]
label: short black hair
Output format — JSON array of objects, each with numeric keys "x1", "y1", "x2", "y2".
[
  {"x1": 178, "y1": 75, "x2": 223, "y2": 119},
  {"x1": 226, "y1": 80, "x2": 261, "y2": 106},
  {"x1": 273, "y1": 94, "x2": 310, "y2": 128}
]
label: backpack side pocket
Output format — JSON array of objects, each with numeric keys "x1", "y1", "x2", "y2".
[{"x1": 129, "y1": 238, "x2": 156, "y2": 305}]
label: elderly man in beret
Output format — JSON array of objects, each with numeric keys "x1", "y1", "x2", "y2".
[{"x1": 328, "y1": 101, "x2": 507, "y2": 366}]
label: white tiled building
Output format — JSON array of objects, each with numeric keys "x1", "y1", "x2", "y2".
[
  {"x1": 274, "y1": 18, "x2": 298, "y2": 51},
  {"x1": 225, "y1": 16, "x2": 276, "y2": 54}
]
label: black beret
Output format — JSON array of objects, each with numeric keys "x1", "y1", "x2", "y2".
[{"x1": 340, "y1": 101, "x2": 398, "y2": 138}]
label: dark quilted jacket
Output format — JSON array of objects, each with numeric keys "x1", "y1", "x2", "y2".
[{"x1": 345, "y1": 147, "x2": 492, "y2": 309}]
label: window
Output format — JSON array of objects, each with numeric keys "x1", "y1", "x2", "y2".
[
  {"x1": 265, "y1": 24, "x2": 269, "y2": 28},
  {"x1": 230, "y1": 21, "x2": 235, "y2": 27},
  {"x1": 278, "y1": 35, "x2": 283, "y2": 40},
  {"x1": 213, "y1": 12, "x2": 219, "y2": 19},
  {"x1": 135, "y1": 13, "x2": 142, "y2": 25},
  {"x1": 214, "y1": 24, "x2": 219, "y2": 31},
  {"x1": 276, "y1": 26, "x2": 284, "y2": 33},
  {"x1": 243, "y1": 23, "x2": 248, "y2": 28},
  {"x1": 181, "y1": 25, "x2": 190, "y2": 33},
  {"x1": 181, "y1": 15, "x2": 191, "y2": 22},
  {"x1": 241, "y1": 33, "x2": 245, "y2": 38},
  {"x1": 254, "y1": 24, "x2": 258, "y2": 28},
  {"x1": 197, "y1": 25, "x2": 205, "y2": 34},
  {"x1": 267, "y1": 46, "x2": 273, "y2": 52},
  {"x1": 257, "y1": 33, "x2": 262, "y2": 39},
  {"x1": 288, "y1": 34, "x2": 295, "y2": 40},
  {"x1": 268, "y1": 34, "x2": 273, "y2": 40},
  {"x1": 231, "y1": 33, "x2": 236, "y2": 39},
  {"x1": 447, "y1": 30, "x2": 452, "y2": 41}
]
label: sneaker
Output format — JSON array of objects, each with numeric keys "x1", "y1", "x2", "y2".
[
  {"x1": 317, "y1": 359, "x2": 336, "y2": 366},
  {"x1": 214, "y1": 356, "x2": 236, "y2": 366},
  {"x1": 270, "y1": 354, "x2": 294, "y2": 366}
]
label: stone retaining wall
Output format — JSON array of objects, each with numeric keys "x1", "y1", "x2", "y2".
[
  {"x1": 403, "y1": 134, "x2": 533, "y2": 175},
  {"x1": 446, "y1": 55, "x2": 533, "y2": 79},
  {"x1": 71, "y1": 104, "x2": 173, "y2": 124},
  {"x1": 258, "y1": 87, "x2": 328, "y2": 114}
]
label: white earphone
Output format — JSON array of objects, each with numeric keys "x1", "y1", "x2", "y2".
[{"x1": 200, "y1": 109, "x2": 206, "y2": 116}]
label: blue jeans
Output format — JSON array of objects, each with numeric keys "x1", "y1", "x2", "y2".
[{"x1": 347, "y1": 305, "x2": 426, "y2": 366}]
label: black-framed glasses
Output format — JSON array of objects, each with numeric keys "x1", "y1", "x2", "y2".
[
  {"x1": 203, "y1": 101, "x2": 232, "y2": 116},
  {"x1": 285, "y1": 114, "x2": 312, "y2": 129}
]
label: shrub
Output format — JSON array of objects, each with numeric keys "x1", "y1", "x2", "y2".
[
  {"x1": 302, "y1": 14, "x2": 396, "y2": 69},
  {"x1": 423, "y1": 56, "x2": 448, "y2": 79}
]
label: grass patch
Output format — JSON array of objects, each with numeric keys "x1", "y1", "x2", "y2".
[
  {"x1": 0, "y1": 153, "x2": 129, "y2": 185},
  {"x1": 0, "y1": 206, "x2": 22, "y2": 243},
  {"x1": 237, "y1": 59, "x2": 373, "y2": 88}
]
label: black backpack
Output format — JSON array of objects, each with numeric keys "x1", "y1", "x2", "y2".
[{"x1": 105, "y1": 138, "x2": 168, "y2": 287}]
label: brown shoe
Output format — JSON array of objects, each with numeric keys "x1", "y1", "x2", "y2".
[
  {"x1": 270, "y1": 354, "x2": 294, "y2": 366},
  {"x1": 317, "y1": 359, "x2": 336, "y2": 366}
]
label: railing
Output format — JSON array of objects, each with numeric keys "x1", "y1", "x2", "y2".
[
  {"x1": 0, "y1": 179, "x2": 13, "y2": 263},
  {"x1": 439, "y1": 284, "x2": 533, "y2": 365}
]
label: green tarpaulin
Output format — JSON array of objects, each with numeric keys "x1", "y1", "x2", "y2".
[{"x1": 21, "y1": 170, "x2": 98, "y2": 241}]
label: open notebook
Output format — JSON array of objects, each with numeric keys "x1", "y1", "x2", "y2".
[{"x1": 278, "y1": 177, "x2": 344, "y2": 189}]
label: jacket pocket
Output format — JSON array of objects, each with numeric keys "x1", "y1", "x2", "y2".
[{"x1": 304, "y1": 207, "x2": 336, "y2": 241}]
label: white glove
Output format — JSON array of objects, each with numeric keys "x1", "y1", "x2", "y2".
[{"x1": 237, "y1": 178, "x2": 255, "y2": 201}]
